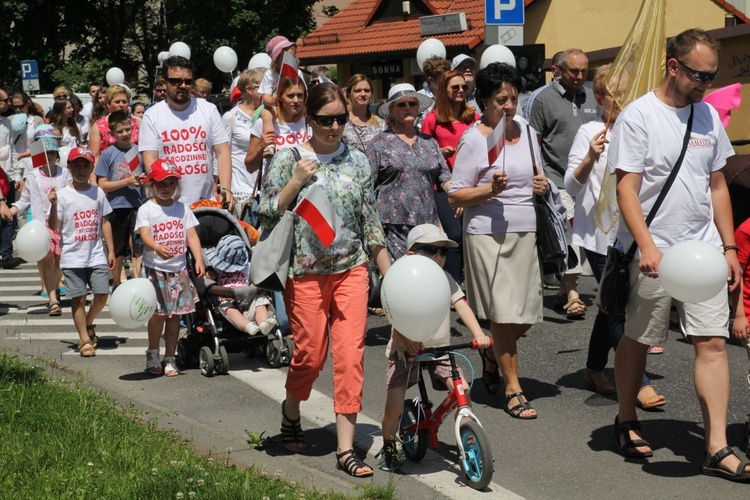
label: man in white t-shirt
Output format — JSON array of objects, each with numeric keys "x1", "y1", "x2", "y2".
[
  {"x1": 140, "y1": 56, "x2": 234, "y2": 211},
  {"x1": 80, "y1": 83, "x2": 100, "y2": 124},
  {"x1": 610, "y1": 29, "x2": 750, "y2": 480}
]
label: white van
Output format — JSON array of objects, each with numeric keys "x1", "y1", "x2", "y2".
[{"x1": 30, "y1": 93, "x2": 92, "y2": 114}]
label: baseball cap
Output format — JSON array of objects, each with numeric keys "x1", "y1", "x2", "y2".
[
  {"x1": 205, "y1": 235, "x2": 249, "y2": 273},
  {"x1": 67, "y1": 147, "x2": 95, "y2": 165},
  {"x1": 266, "y1": 35, "x2": 295, "y2": 62},
  {"x1": 451, "y1": 54, "x2": 477, "y2": 70},
  {"x1": 406, "y1": 224, "x2": 459, "y2": 251},
  {"x1": 147, "y1": 159, "x2": 182, "y2": 182}
]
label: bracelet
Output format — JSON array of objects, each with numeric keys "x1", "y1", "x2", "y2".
[{"x1": 723, "y1": 245, "x2": 739, "y2": 252}]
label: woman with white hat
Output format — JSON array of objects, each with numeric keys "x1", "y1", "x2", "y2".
[{"x1": 366, "y1": 83, "x2": 451, "y2": 260}]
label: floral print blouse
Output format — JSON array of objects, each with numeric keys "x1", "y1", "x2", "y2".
[
  {"x1": 341, "y1": 116, "x2": 387, "y2": 153},
  {"x1": 258, "y1": 145, "x2": 386, "y2": 277},
  {"x1": 366, "y1": 128, "x2": 451, "y2": 226}
]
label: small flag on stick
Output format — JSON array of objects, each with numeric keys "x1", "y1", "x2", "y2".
[
  {"x1": 123, "y1": 146, "x2": 140, "y2": 171},
  {"x1": 30, "y1": 140, "x2": 48, "y2": 169},
  {"x1": 486, "y1": 114, "x2": 505, "y2": 166},
  {"x1": 280, "y1": 51, "x2": 299, "y2": 84},
  {"x1": 294, "y1": 184, "x2": 342, "y2": 247}
]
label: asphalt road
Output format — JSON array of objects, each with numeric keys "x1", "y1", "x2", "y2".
[{"x1": 1, "y1": 262, "x2": 749, "y2": 499}]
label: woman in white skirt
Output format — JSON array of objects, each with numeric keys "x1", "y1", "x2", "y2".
[{"x1": 449, "y1": 63, "x2": 548, "y2": 420}]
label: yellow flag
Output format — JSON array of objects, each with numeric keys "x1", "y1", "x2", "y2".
[{"x1": 596, "y1": 0, "x2": 666, "y2": 233}]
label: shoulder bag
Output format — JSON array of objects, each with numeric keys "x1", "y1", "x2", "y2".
[
  {"x1": 248, "y1": 148, "x2": 299, "y2": 291},
  {"x1": 527, "y1": 124, "x2": 570, "y2": 276},
  {"x1": 596, "y1": 105, "x2": 694, "y2": 315}
]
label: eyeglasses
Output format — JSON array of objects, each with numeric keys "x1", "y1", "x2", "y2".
[
  {"x1": 155, "y1": 88, "x2": 166, "y2": 93},
  {"x1": 450, "y1": 84, "x2": 469, "y2": 92},
  {"x1": 395, "y1": 100, "x2": 419, "y2": 108},
  {"x1": 166, "y1": 78, "x2": 194, "y2": 87},
  {"x1": 12, "y1": 104, "x2": 26, "y2": 110},
  {"x1": 412, "y1": 245, "x2": 449, "y2": 256},
  {"x1": 0, "y1": 98, "x2": 8, "y2": 104},
  {"x1": 676, "y1": 59, "x2": 719, "y2": 83},
  {"x1": 53, "y1": 95, "x2": 68, "y2": 100},
  {"x1": 310, "y1": 113, "x2": 349, "y2": 127}
]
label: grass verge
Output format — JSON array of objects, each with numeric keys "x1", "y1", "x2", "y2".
[{"x1": 0, "y1": 352, "x2": 396, "y2": 499}]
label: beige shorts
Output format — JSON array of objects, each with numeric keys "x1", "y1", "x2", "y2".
[
  {"x1": 559, "y1": 188, "x2": 583, "y2": 275},
  {"x1": 624, "y1": 261, "x2": 729, "y2": 345},
  {"x1": 464, "y1": 232, "x2": 543, "y2": 324}
]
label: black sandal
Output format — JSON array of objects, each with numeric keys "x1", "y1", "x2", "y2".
[
  {"x1": 479, "y1": 349, "x2": 501, "y2": 394},
  {"x1": 505, "y1": 392, "x2": 537, "y2": 419},
  {"x1": 335, "y1": 449, "x2": 374, "y2": 478},
  {"x1": 280, "y1": 400, "x2": 304, "y2": 452},
  {"x1": 48, "y1": 301, "x2": 61, "y2": 316},
  {"x1": 613, "y1": 416, "x2": 653, "y2": 458},
  {"x1": 700, "y1": 446, "x2": 750, "y2": 482}
]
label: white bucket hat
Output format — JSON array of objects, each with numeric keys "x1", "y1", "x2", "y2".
[{"x1": 377, "y1": 83, "x2": 433, "y2": 119}]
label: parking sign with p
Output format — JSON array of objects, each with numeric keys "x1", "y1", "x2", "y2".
[{"x1": 20, "y1": 60, "x2": 40, "y2": 93}]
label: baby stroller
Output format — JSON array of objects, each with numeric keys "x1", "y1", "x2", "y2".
[{"x1": 177, "y1": 206, "x2": 293, "y2": 376}]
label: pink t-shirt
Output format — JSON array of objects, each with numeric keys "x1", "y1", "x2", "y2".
[
  {"x1": 96, "y1": 116, "x2": 140, "y2": 153},
  {"x1": 421, "y1": 111, "x2": 479, "y2": 170}
]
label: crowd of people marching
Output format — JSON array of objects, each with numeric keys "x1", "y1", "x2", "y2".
[{"x1": 0, "y1": 27, "x2": 749, "y2": 482}]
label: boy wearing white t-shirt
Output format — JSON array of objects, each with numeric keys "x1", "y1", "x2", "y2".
[{"x1": 48, "y1": 147, "x2": 115, "y2": 358}]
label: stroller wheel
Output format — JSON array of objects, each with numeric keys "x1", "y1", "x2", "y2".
[
  {"x1": 176, "y1": 338, "x2": 190, "y2": 369},
  {"x1": 281, "y1": 336, "x2": 294, "y2": 366},
  {"x1": 217, "y1": 345, "x2": 229, "y2": 375},
  {"x1": 199, "y1": 346, "x2": 215, "y2": 377},
  {"x1": 265, "y1": 337, "x2": 282, "y2": 368}
]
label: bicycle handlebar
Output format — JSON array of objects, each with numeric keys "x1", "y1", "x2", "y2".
[{"x1": 404, "y1": 338, "x2": 493, "y2": 361}]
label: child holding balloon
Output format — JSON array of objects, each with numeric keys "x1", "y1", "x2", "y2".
[
  {"x1": 377, "y1": 224, "x2": 491, "y2": 472},
  {"x1": 47, "y1": 147, "x2": 115, "y2": 357},
  {"x1": 3, "y1": 125, "x2": 71, "y2": 316},
  {"x1": 135, "y1": 159, "x2": 204, "y2": 377}
]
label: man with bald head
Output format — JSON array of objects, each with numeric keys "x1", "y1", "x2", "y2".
[
  {"x1": 530, "y1": 48, "x2": 599, "y2": 316},
  {"x1": 609, "y1": 28, "x2": 750, "y2": 481}
]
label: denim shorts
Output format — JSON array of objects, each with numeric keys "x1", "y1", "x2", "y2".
[{"x1": 62, "y1": 265, "x2": 110, "y2": 298}]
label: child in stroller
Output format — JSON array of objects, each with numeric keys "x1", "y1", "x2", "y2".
[{"x1": 204, "y1": 234, "x2": 277, "y2": 336}]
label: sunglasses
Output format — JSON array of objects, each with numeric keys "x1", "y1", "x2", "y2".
[
  {"x1": 12, "y1": 104, "x2": 26, "y2": 110},
  {"x1": 0, "y1": 98, "x2": 8, "y2": 103},
  {"x1": 310, "y1": 113, "x2": 349, "y2": 127},
  {"x1": 413, "y1": 245, "x2": 449, "y2": 256},
  {"x1": 155, "y1": 88, "x2": 166, "y2": 93},
  {"x1": 396, "y1": 100, "x2": 419, "y2": 108},
  {"x1": 53, "y1": 95, "x2": 68, "y2": 100},
  {"x1": 676, "y1": 60, "x2": 719, "y2": 83},
  {"x1": 450, "y1": 84, "x2": 469, "y2": 92},
  {"x1": 166, "y1": 78, "x2": 194, "y2": 87}
]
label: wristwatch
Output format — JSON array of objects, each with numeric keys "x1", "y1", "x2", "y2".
[{"x1": 0, "y1": 197, "x2": 6, "y2": 203}]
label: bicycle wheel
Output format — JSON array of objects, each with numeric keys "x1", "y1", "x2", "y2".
[
  {"x1": 458, "y1": 420, "x2": 494, "y2": 490},
  {"x1": 399, "y1": 399, "x2": 428, "y2": 462}
]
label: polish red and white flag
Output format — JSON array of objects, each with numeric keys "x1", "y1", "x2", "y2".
[
  {"x1": 280, "y1": 51, "x2": 299, "y2": 84},
  {"x1": 123, "y1": 146, "x2": 140, "y2": 171},
  {"x1": 294, "y1": 184, "x2": 342, "y2": 247},
  {"x1": 486, "y1": 114, "x2": 506, "y2": 166},
  {"x1": 30, "y1": 140, "x2": 48, "y2": 169}
]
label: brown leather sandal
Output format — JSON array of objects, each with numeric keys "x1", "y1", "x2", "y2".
[
  {"x1": 78, "y1": 340, "x2": 95, "y2": 357},
  {"x1": 87, "y1": 324, "x2": 98, "y2": 348}
]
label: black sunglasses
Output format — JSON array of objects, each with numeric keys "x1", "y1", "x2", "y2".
[
  {"x1": 155, "y1": 88, "x2": 166, "y2": 93},
  {"x1": 310, "y1": 113, "x2": 348, "y2": 127},
  {"x1": 166, "y1": 78, "x2": 194, "y2": 87},
  {"x1": 396, "y1": 100, "x2": 419, "y2": 108},
  {"x1": 0, "y1": 98, "x2": 8, "y2": 103},
  {"x1": 450, "y1": 84, "x2": 469, "y2": 92},
  {"x1": 413, "y1": 245, "x2": 449, "y2": 256},
  {"x1": 676, "y1": 60, "x2": 719, "y2": 83}
]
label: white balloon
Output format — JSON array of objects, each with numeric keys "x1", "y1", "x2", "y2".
[
  {"x1": 15, "y1": 220, "x2": 50, "y2": 263},
  {"x1": 480, "y1": 44, "x2": 516, "y2": 69},
  {"x1": 105, "y1": 67, "x2": 125, "y2": 86},
  {"x1": 380, "y1": 255, "x2": 451, "y2": 342},
  {"x1": 110, "y1": 278, "x2": 158, "y2": 329},
  {"x1": 213, "y1": 46, "x2": 238, "y2": 73},
  {"x1": 248, "y1": 53, "x2": 272, "y2": 70},
  {"x1": 157, "y1": 51, "x2": 170, "y2": 65},
  {"x1": 416, "y1": 38, "x2": 446, "y2": 71},
  {"x1": 58, "y1": 146, "x2": 72, "y2": 168},
  {"x1": 168, "y1": 41, "x2": 191, "y2": 60},
  {"x1": 659, "y1": 240, "x2": 727, "y2": 303}
]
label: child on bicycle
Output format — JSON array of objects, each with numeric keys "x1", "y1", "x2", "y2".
[
  {"x1": 730, "y1": 217, "x2": 750, "y2": 454},
  {"x1": 204, "y1": 234, "x2": 276, "y2": 335},
  {"x1": 377, "y1": 224, "x2": 491, "y2": 472}
]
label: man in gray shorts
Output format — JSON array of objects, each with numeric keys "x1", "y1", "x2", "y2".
[{"x1": 610, "y1": 28, "x2": 750, "y2": 481}]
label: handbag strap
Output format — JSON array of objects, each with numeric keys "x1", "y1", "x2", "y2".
[{"x1": 623, "y1": 104, "x2": 694, "y2": 260}]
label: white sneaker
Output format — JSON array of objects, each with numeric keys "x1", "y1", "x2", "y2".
[
  {"x1": 245, "y1": 322, "x2": 260, "y2": 335},
  {"x1": 259, "y1": 317, "x2": 277, "y2": 335}
]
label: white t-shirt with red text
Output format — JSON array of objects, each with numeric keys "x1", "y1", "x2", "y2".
[
  {"x1": 56, "y1": 185, "x2": 113, "y2": 269},
  {"x1": 139, "y1": 98, "x2": 229, "y2": 206},
  {"x1": 135, "y1": 199, "x2": 200, "y2": 273},
  {"x1": 216, "y1": 264, "x2": 250, "y2": 289}
]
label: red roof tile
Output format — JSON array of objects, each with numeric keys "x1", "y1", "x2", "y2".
[
  {"x1": 712, "y1": 0, "x2": 750, "y2": 23},
  {"x1": 297, "y1": 0, "x2": 536, "y2": 64}
]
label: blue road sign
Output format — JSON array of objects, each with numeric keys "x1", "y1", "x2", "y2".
[
  {"x1": 20, "y1": 60, "x2": 39, "y2": 80},
  {"x1": 486, "y1": 0, "x2": 525, "y2": 25}
]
